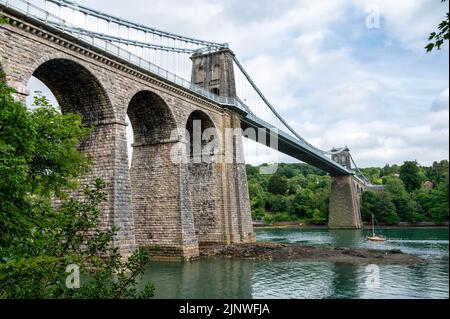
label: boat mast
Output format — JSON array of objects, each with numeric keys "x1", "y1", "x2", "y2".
[{"x1": 372, "y1": 214, "x2": 375, "y2": 237}]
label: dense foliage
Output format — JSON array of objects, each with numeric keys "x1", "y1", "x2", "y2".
[
  {"x1": 247, "y1": 160, "x2": 449, "y2": 225},
  {"x1": 247, "y1": 163, "x2": 330, "y2": 225},
  {"x1": 360, "y1": 160, "x2": 449, "y2": 224},
  {"x1": 0, "y1": 68, "x2": 154, "y2": 298}
]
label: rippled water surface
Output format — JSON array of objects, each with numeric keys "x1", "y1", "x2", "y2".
[{"x1": 142, "y1": 228, "x2": 449, "y2": 299}]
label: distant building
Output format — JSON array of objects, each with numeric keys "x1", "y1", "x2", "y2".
[{"x1": 423, "y1": 181, "x2": 434, "y2": 189}]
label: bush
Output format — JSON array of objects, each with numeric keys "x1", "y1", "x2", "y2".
[{"x1": 0, "y1": 74, "x2": 154, "y2": 298}]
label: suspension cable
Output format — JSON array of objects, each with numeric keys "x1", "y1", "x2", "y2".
[
  {"x1": 46, "y1": 0, "x2": 225, "y2": 48},
  {"x1": 233, "y1": 56, "x2": 325, "y2": 154},
  {"x1": 349, "y1": 153, "x2": 371, "y2": 184},
  {"x1": 47, "y1": 22, "x2": 198, "y2": 53}
]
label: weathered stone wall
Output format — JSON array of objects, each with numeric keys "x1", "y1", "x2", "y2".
[
  {"x1": 328, "y1": 175, "x2": 364, "y2": 229},
  {"x1": 0, "y1": 10, "x2": 255, "y2": 260},
  {"x1": 226, "y1": 112, "x2": 255, "y2": 243}
]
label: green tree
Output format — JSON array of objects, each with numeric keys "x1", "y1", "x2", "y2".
[
  {"x1": 425, "y1": 0, "x2": 449, "y2": 52},
  {"x1": 0, "y1": 73, "x2": 153, "y2": 298},
  {"x1": 265, "y1": 194, "x2": 289, "y2": 213},
  {"x1": 374, "y1": 191, "x2": 400, "y2": 225},
  {"x1": 245, "y1": 165, "x2": 259, "y2": 178},
  {"x1": 380, "y1": 164, "x2": 400, "y2": 177},
  {"x1": 399, "y1": 161, "x2": 423, "y2": 192},
  {"x1": 361, "y1": 190, "x2": 378, "y2": 222},
  {"x1": 414, "y1": 179, "x2": 449, "y2": 223},
  {"x1": 267, "y1": 174, "x2": 288, "y2": 195},
  {"x1": 0, "y1": 14, "x2": 8, "y2": 24},
  {"x1": 360, "y1": 167, "x2": 382, "y2": 185},
  {"x1": 384, "y1": 177, "x2": 420, "y2": 222},
  {"x1": 288, "y1": 189, "x2": 314, "y2": 219},
  {"x1": 425, "y1": 160, "x2": 449, "y2": 185},
  {"x1": 310, "y1": 209, "x2": 327, "y2": 225}
]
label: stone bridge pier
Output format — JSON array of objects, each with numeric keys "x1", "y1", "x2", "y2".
[{"x1": 328, "y1": 148, "x2": 364, "y2": 229}]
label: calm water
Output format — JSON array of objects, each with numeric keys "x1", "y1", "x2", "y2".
[{"x1": 141, "y1": 228, "x2": 449, "y2": 299}]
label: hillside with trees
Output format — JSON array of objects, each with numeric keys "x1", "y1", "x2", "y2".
[{"x1": 246, "y1": 160, "x2": 449, "y2": 225}]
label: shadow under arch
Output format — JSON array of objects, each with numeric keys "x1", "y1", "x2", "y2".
[
  {"x1": 185, "y1": 110, "x2": 224, "y2": 246},
  {"x1": 185, "y1": 109, "x2": 220, "y2": 161},
  {"x1": 127, "y1": 90, "x2": 177, "y2": 146},
  {"x1": 32, "y1": 58, "x2": 112, "y2": 125}
]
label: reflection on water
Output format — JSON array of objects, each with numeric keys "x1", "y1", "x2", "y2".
[
  {"x1": 143, "y1": 258, "x2": 254, "y2": 299},
  {"x1": 141, "y1": 228, "x2": 449, "y2": 299}
]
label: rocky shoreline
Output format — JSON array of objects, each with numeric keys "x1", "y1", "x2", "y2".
[{"x1": 200, "y1": 242, "x2": 426, "y2": 265}]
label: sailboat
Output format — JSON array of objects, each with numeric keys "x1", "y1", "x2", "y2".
[{"x1": 366, "y1": 214, "x2": 386, "y2": 242}]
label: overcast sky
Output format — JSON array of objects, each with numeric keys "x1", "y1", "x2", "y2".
[{"x1": 28, "y1": 0, "x2": 449, "y2": 168}]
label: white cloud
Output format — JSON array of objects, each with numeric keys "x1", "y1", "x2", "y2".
[
  {"x1": 431, "y1": 88, "x2": 449, "y2": 112},
  {"x1": 351, "y1": 0, "x2": 449, "y2": 50}
]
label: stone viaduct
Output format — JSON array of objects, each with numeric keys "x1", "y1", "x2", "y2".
[
  {"x1": 0, "y1": 7, "x2": 365, "y2": 260},
  {"x1": 0, "y1": 9, "x2": 255, "y2": 260}
]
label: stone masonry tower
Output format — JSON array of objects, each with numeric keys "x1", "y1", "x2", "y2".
[
  {"x1": 331, "y1": 147, "x2": 352, "y2": 170},
  {"x1": 328, "y1": 147, "x2": 363, "y2": 229},
  {"x1": 190, "y1": 48, "x2": 255, "y2": 246},
  {"x1": 191, "y1": 48, "x2": 237, "y2": 97}
]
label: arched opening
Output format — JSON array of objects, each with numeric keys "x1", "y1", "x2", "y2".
[
  {"x1": 31, "y1": 59, "x2": 111, "y2": 125},
  {"x1": 186, "y1": 110, "x2": 218, "y2": 162},
  {"x1": 27, "y1": 77, "x2": 59, "y2": 111},
  {"x1": 186, "y1": 110, "x2": 221, "y2": 245},
  {"x1": 127, "y1": 91, "x2": 180, "y2": 251},
  {"x1": 26, "y1": 58, "x2": 121, "y2": 231},
  {"x1": 127, "y1": 91, "x2": 176, "y2": 147}
]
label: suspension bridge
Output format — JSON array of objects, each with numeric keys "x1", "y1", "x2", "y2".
[{"x1": 0, "y1": 0, "x2": 371, "y2": 259}]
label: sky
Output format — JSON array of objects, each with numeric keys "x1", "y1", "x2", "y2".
[{"x1": 27, "y1": 0, "x2": 449, "y2": 168}]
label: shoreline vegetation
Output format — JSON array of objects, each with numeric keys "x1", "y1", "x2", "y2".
[
  {"x1": 253, "y1": 221, "x2": 450, "y2": 229},
  {"x1": 246, "y1": 161, "x2": 449, "y2": 227}
]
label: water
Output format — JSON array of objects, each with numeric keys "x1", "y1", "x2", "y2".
[{"x1": 142, "y1": 228, "x2": 449, "y2": 299}]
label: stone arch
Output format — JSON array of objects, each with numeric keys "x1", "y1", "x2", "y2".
[
  {"x1": 185, "y1": 110, "x2": 223, "y2": 246},
  {"x1": 127, "y1": 90, "x2": 177, "y2": 146},
  {"x1": 25, "y1": 57, "x2": 136, "y2": 255},
  {"x1": 32, "y1": 58, "x2": 113, "y2": 124}
]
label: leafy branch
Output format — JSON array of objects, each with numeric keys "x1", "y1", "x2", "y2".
[{"x1": 426, "y1": 0, "x2": 449, "y2": 52}]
